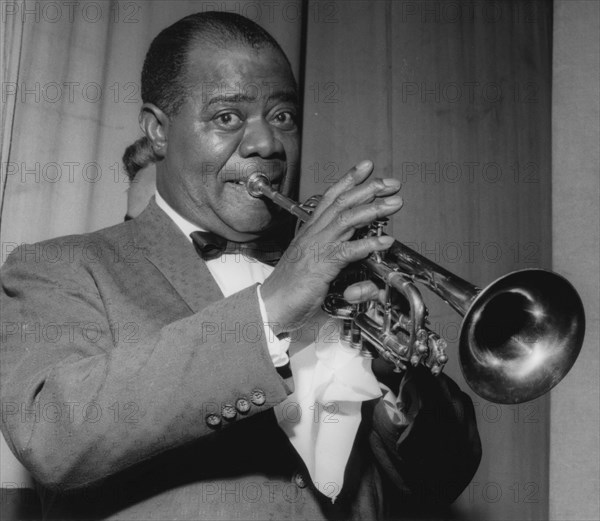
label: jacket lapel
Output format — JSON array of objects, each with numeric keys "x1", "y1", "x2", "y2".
[{"x1": 132, "y1": 198, "x2": 223, "y2": 313}]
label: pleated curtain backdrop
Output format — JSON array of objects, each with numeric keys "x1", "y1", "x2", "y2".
[
  {"x1": 300, "y1": 2, "x2": 552, "y2": 519},
  {"x1": 550, "y1": 1, "x2": 600, "y2": 519},
  {"x1": 2, "y1": 1, "x2": 592, "y2": 520}
]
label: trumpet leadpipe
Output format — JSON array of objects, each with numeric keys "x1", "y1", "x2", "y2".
[{"x1": 246, "y1": 173, "x2": 312, "y2": 222}]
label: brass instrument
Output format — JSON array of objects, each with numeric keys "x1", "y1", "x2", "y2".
[{"x1": 247, "y1": 173, "x2": 585, "y2": 404}]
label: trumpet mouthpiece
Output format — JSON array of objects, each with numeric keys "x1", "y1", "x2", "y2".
[{"x1": 246, "y1": 173, "x2": 271, "y2": 198}]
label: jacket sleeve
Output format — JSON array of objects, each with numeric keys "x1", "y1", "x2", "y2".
[
  {"x1": 369, "y1": 362, "x2": 482, "y2": 506},
  {"x1": 0, "y1": 246, "x2": 291, "y2": 492}
]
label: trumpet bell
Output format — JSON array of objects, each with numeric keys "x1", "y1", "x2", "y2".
[{"x1": 460, "y1": 269, "x2": 585, "y2": 404}]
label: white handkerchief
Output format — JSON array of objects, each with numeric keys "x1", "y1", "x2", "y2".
[{"x1": 274, "y1": 311, "x2": 382, "y2": 501}]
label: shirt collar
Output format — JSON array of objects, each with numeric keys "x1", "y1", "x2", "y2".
[{"x1": 155, "y1": 190, "x2": 205, "y2": 242}]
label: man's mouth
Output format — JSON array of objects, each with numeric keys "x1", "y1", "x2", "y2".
[
  {"x1": 224, "y1": 178, "x2": 250, "y2": 190},
  {"x1": 225, "y1": 176, "x2": 281, "y2": 193}
]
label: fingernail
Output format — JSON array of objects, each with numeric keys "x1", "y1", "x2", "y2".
[
  {"x1": 378, "y1": 236, "x2": 395, "y2": 247},
  {"x1": 384, "y1": 195, "x2": 403, "y2": 206},
  {"x1": 356, "y1": 160, "x2": 373, "y2": 170},
  {"x1": 344, "y1": 287, "x2": 360, "y2": 302},
  {"x1": 382, "y1": 178, "x2": 401, "y2": 187}
]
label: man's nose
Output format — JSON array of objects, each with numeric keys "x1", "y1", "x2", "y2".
[{"x1": 239, "y1": 119, "x2": 283, "y2": 158}]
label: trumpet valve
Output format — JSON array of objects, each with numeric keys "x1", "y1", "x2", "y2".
[
  {"x1": 425, "y1": 334, "x2": 448, "y2": 375},
  {"x1": 370, "y1": 218, "x2": 389, "y2": 237},
  {"x1": 369, "y1": 218, "x2": 389, "y2": 263},
  {"x1": 410, "y1": 328, "x2": 430, "y2": 366},
  {"x1": 341, "y1": 318, "x2": 363, "y2": 349}
]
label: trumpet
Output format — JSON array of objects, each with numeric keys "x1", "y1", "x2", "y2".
[{"x1": 246, "y1": 173, "x2": 585, "y2": 404}]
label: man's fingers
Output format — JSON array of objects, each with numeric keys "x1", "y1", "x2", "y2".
[
  {"x1": 314, "y1": 195, "x2": 402, "y2": 238},
  {"x1": 344, "y1": 195, "x2": 403, "y2": 230},
  {"x1": 312, "y1": 178, "x2": 401, "y2": 230},
  {"x1": 334, "y1": 235, "x2": 395, "y2": 263},
  {"x1": 343, "y1": 281, "x2": 384, "y2": 304},
  {"x1": 310, "y1": 160, "x2": 374, "y2": 221}
]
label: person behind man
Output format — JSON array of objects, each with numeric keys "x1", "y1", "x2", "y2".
[
  {"x1": 124, "y1": 166, "x2": 156, "y2": 221},
  {"x1": 0, "y1": 12, "x2": 481, "y2": 520}
]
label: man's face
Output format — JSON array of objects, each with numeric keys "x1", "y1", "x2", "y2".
[{"x1": 155, "y1": 43, "x2": 300, "y2": 241}]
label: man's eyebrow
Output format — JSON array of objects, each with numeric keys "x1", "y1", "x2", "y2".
[
  {"x1": 204, "y1": 91, "x2": 299, "y2": 107},
  {"x1": 205, "y1": 94, "x2": 256, "y2": 107}
]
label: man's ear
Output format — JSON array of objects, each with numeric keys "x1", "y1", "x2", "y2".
[{"x1": 139, "y1": 103, "x2": 169, "y2": 159}]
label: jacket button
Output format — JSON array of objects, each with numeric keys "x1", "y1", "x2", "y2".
[
  {"x1": 222, "y1": 404, "x2": 237, "y2": 420},
  {"x1": 250, "y1": 389, "x2": 266, "y2": 406},
  {"x1": 205, "y1": 414, "x2": 221, "y2": 428},
  {"x1": 292, "y1": 471, "x2": 307, "y2": 488},
  {"x1": 235, "y1": 398, "x2": 251, "y2": 414}
]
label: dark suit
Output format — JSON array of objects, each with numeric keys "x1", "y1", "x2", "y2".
[{"x1": 0, "y1": 199, "x2": 481, "y2": 520}]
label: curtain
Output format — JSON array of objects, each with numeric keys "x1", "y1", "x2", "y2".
[
  {"x1": 550, "y1": 1, "x2": 600, "y2": 520},
  {"x1": 301, "y1": 1, "x2": 552, "y2": 520},
  {"x1": 1, "y1": 0, "x2": 33, "y2": 492},
  {"x1": 3, "y1": 1, "x2": 590, "y2": 520}
]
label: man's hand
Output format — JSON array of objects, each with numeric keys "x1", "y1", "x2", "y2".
[{"x1": 261, "y1": 160, "x2": 402, "y2": 334}]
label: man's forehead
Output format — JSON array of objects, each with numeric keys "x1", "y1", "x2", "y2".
[{"x1": 185, "y1": 42, "x2": 297, "y2": 104}]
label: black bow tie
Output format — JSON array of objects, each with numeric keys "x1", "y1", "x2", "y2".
[{"x1": 190, "y1": 230, "x2": 284, "y2": 266}]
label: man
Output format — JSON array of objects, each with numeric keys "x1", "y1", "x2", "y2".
[{"x1": 0, "y1": 12, "x2": 480, "y2": 520}]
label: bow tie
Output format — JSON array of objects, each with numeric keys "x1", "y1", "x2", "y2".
[{"x1": 190, "y1": 230, "x2": 284, "y2": 266}]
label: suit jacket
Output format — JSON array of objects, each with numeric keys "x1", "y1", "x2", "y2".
[{"x1": 0, "y1": 199, "x2": 481, "y2": 520}]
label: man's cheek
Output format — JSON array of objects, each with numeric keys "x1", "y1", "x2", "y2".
[{"x1": 200, "y1": 162, "x2": 220, "y2": 183}]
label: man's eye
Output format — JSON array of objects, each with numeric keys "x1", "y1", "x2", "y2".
[
  {"x1": 214, "y1": 112, "x2": 243, "y2": 130},
  {"x1": 272, "y1": 111, "x2": 297, "y2": 130}
]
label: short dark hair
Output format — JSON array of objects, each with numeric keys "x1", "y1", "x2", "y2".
[{"x1": 123, "y1": 11, "x2": 291, "y2": 179}]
